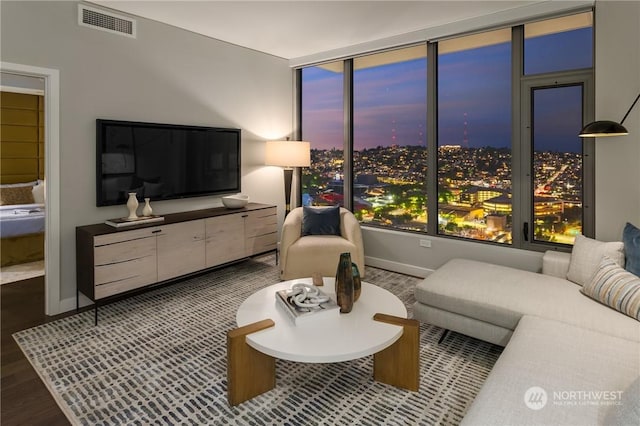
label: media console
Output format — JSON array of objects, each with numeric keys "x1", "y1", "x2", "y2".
[{"x1": 76, "y1": 203, "x2": 277, "y2": 324}]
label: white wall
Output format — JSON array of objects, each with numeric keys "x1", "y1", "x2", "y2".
[
  {"x1": 1, "y1": 1, "x2": 292, "y2": 309},
  {"x1": 594, "y1": 0, "x2": 640, "y2": 241},
  {"x1": 365, "y1": 0, "x2": 640, "y2": 276}
]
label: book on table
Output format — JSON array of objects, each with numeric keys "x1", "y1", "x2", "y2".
[
  {"x1": 275, "y1": 286, "x2": 339, "y2": 325},
  {"x1": 105, "y1": 215, "x2": 164, "y2": 228}
]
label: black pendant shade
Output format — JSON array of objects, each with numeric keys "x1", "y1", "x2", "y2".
[
  {"x1": 579, "y1": 92, "x2": 639, "y2": 137},
  {"x1": 579, "y1": 120, "x2": 629, "y2": 137}
]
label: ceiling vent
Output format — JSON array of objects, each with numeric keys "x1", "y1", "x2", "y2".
[{"x1": 78, "y1": 4, "x2": 136, "y2": 38}]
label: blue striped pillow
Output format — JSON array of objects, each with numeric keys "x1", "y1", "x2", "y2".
[{"x1": 582, "y1": 256, "x2": 640, "y2": 321}]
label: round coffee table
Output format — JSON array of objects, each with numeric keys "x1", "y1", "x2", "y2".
[
  {"x1": 236, "y1": 277, "x2": 407, "y2": 362},
  {"x1": 228, "y1": 277, "x2": 419, "y2": 406}
]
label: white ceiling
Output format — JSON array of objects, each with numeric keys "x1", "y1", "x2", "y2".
[{"x1": 91, "y1": 0, "x2": 571, "y2": 62}]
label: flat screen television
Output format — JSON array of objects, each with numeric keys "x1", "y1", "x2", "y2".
[{"x1": 96, "y1": 119, "x2": 241, "y2": 206}]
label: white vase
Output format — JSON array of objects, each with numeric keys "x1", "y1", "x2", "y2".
[
  {"x1": 142, "y1": 198, "x2": 153, "y2": 217},
  {"x1": 126, "y1": 192, "x2": 139, "y2": 220}
]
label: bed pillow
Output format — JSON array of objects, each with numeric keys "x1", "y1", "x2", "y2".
[
  {"x1": 623, "y1": 222, "x2": 640, "y2": 276},
  {"x1": 302, "y1": 205, "x2": 341, "y2": 236},
  {"x1": 0, "y1": 180, "x2": 38, "y2": 189},
  {"x1": 32, "y1": 181, "x2": 45, "y2": 204},
  {"x1": 0, "y1": 185, "x2": 35, "y2": 205},
  {"x1": 582, "y1": 256, "x2": 640, "y2": 321},
  {"x1": 566, "y1": 234, "x2": 625, "y2": 286}
]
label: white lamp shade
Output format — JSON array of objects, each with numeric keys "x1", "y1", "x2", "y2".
[{"x1": 265, "y1": 140, "x2": 311, "y2": 167}]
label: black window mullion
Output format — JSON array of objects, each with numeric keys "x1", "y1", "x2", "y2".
[
  {"x1": 343, "y1": 59, "x2": 354, "y2": 212},
  {"x1": 426, "y1": 42, "x2": 438, "y2": 235}
]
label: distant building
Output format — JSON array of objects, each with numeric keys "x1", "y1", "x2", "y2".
[{"x1": 460, "y1": 186, "x2": 505, "y2": 205}]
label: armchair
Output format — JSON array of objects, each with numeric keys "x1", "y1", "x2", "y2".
[{"x1": 279, "y1": 207, "x2": 365, "y2": 280}]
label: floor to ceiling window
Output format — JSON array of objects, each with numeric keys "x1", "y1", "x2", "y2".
[
  {"x1": 301, "y1": 61, "x2": 344, "y2": 207},
  {"x1": 437, "y1": 29, "x2": 512, "y2": 243},
  {"x1": 298, "y1": 10, "x2": 594, "y2": 250},
  {"x1": 353, "y1": 46, "x2": 427, "y2": 229}
]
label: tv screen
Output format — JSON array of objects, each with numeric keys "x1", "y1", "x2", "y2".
[{"x1": 96, "y1": 119, "x2": 241, "y2": 206}]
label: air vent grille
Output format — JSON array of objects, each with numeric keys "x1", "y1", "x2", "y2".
[{"x1": 78, "y1": 5, "x2": 136, "y2": 38}]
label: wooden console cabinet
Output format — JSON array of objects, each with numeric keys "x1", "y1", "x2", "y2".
[{"x1": 76, "y1": 203, "x2": 277, "y2": 323}]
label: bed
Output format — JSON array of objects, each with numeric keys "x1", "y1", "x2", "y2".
[{"x1": 0, "y1": 182, "x2": 46, "y2": 267}]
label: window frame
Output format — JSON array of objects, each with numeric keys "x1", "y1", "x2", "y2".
[{"x1": 297, "y1": 11, "x2": 594, "y2": 253}]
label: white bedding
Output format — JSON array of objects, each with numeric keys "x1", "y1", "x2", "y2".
[{"x1": 0, "y1": 203, "x2": 46, "y2": 238}]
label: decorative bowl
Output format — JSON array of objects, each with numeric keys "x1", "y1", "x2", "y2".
[{"x1": 222, "y1": 194, "x2": 249, "y2": 209}]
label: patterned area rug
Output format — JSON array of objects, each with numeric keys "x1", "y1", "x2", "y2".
[{"x1": 14, "y1": 255, "x2": 502, "y2": 425}]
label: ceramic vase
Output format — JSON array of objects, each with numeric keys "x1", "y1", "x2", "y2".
[
  {"x1": 352, "y1": 263, "x2": 361, "y2": 302},
  {"x1": 126, "y1": 192, "x2": 139, "y2": 220},
  {"x1": 142, "y1": 198, "x2": 153, "y2": 217},
  {"x1": 335, "y1": 252, "x2": 354, "y2": 313}
]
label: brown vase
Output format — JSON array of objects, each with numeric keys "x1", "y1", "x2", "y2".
[
  {"x1": 352, "y1": 263, "x2": 361, "y2": 302},
  {"x1": 335, "y1": 252, "x2": 354, "y2": 313}
]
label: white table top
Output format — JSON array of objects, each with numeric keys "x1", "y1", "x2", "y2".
[{"x1": 236, "y1": 277, "x2": 407, "y2": 363}]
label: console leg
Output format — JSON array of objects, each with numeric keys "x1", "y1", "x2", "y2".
[
  {"x1": 438, "y1": 329, "x2": 449, "y2": 344},
  {"x1": 227, "y1": 319, "x2": 276, "y2": 406},
  {"x1": 373, "y1": 313, "x2": 420, "y2": 392}
]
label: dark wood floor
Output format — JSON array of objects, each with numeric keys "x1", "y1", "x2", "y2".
[{"x1": 1, "y1": 276, "x2": 70, "y2": 425}]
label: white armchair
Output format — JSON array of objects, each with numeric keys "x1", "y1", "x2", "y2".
[{"x1": 279, "y1": 207, "x2": 365, "y2": 280}]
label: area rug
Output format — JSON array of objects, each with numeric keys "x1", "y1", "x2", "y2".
[{"x1": 14, "y1": 254, "x2": 502, "y2": 425}]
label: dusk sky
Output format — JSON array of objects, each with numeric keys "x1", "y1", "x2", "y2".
[{"x1": 302, "y1": 27, "x2": 592, "y2": 154}]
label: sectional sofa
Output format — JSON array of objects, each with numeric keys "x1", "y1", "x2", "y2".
[{"x1": 414, "y1": 235, "x2": 640, "y2": 425}]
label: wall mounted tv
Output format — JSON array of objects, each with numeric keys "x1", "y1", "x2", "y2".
[{"x1": 96, "y1": 119, "x2": 241, "y2": 207}]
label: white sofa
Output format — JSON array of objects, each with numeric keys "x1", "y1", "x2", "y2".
[{"x1": 414, "y1": 251, "x2": 640, "y2": 425}]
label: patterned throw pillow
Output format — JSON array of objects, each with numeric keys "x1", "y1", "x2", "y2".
[
  {"x1": 582, "y1": 256, "x2": 640, "y2": 321},
  {"x1": 0, "y1": 185, "x2": 35, "y2": 205}
]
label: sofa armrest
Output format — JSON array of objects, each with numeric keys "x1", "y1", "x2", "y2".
[{"x1": 542, "y1": 250, "x2": 571, "y2": 278}]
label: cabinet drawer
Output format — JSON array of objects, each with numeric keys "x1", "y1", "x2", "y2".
[
  {"x1": 247, "y1": 232, "x2": 277, "y2": 256},
  {"x1": 245, "y1": 208, "x2": 277, "y2": 238},
  {"x1": 94, "y1": 234, "x2": 157, "y2": 266},
  {"x1": 94, "y1": 227, "x2": 160, "y2": 247},
  {"x1": 95, "y1": 253, "x2": 157, "y2": 299}
]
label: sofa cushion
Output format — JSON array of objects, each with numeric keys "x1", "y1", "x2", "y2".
[
  {"x1": 566, "y1": 235, "x2": 624, "y2": 286},
  {"x1": 414, "y1": 258, "x2": 640, "y2": 341},
  {"x1": 603, "y1": 377, "x2": 640, "y2": 426},
  {"x1": 461, "y1": 315, "x2": 640, "y2": 426},
  {"x1": 623, "y1": 222, "x2": 640, "y2": 276},
  {"x1": 582, "y1": 256, "x2": 640, "y2": 321},
  {"x1": 302, "y1": 205, "x2": 341, "y2": 236}
]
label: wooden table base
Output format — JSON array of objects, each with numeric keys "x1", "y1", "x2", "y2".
[
  {"x1": 227, "y1": 313, "x2": 419, "y2": 406},
  {"x1": 227, "y1": 319, "x2": 275, "y2": 406},
  {"x1": 373, "y1": 313, "x2": 420, "y2": 392}
]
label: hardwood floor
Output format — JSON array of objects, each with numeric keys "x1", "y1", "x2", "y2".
[{"x1": 1, "y1": 276, "x2": 69, "y2": 425}]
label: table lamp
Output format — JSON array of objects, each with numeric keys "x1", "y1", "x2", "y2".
[{"x1": 265, "y1": 140, "x2": 311, "y2": 215}]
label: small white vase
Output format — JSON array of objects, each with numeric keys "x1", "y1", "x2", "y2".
[
  {"x1": 142, "y1": 198, "x2": 153, "y2": 217},
  {"x1": 126, "y1": 192, "x2": 139, "y2": 220}
]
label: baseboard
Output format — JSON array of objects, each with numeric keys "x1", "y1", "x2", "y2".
[{"x1": 365, "y1": 256, "x2": 433, "y2": 278}]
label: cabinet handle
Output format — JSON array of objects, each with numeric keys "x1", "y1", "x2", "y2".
[
  {"x1": 152, "y1": 229, "x2": 162, "y2": 234},
  {"x1": 241, "y1": 214, "x2": 249, "y2": 218}
]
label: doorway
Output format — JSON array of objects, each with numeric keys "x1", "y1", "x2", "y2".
[{"x1": 0, "y1": 62, "x2": 60, "y2": 315}]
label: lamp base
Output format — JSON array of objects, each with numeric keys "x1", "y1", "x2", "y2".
[{"x1": 283, "y1": 168, "x2": 293, "y2": 216}]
